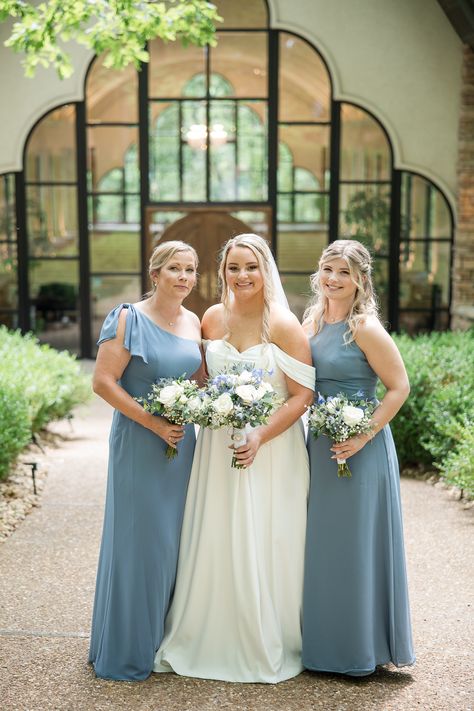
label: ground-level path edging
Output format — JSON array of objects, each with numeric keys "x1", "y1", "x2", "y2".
[{"x1": 0, "y1": 389, "x2": 472, "y2": 711}]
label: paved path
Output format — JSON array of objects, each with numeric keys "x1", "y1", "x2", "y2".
[{"x1": 0, "y1": 392, "x2": 473, "y2": 711}]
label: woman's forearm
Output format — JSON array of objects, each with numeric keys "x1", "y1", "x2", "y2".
[{"x1": 367, "y1": 387, "x2": 409, "y2": 438}]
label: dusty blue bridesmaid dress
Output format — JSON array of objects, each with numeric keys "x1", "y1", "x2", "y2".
[
  {"x1": 89, "y1": 304, "x2": 202, "y2": 680},
  {"x1": 303, "y1": 321, "x2": 415, "y2": 676}
]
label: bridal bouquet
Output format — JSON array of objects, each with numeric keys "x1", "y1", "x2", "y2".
[
  {"x1": 200, "y1": 364, "x2": 283, "y2": 468},
  {"x1": 137, "y1": 376, "x2": 205, "y2": 460},
  {"x1": 307, "y1": 392, "x2": 376, "y2": 477}
]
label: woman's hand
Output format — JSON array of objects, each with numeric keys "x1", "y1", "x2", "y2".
[
  {"x1": 147, "y1": 415, "x2": 185, "y2": 449},
  {"x1": 230, "y1": 430, "x2": 262, "y2": 468},
  {"x1": 331, "y1": 432, "x2": 372, "y2": 460}
]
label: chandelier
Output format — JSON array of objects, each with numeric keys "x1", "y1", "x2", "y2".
[{"x1": 186, "y1": 123, "x2": 228, "y2": 150}]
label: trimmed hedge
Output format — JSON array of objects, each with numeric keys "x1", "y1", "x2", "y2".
[
  {"x1": 385, "y1": 330, "x2": 474, "y2": 498},
  {"x1": 0, "y1": 327, "x2": 90, "y2": 480}
]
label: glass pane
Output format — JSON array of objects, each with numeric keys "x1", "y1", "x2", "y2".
[
  {"x1": 279, "y1": 125, "x2": 329, "y2": 189},
  {"x1": 91, "y1": 275, "x2": 142, "y2": 347},
  {"x1": 26, "y1": 105, "x2": 76, "y2": 183},
  {"x1": 182, "y1": 147, "x2": 206, "y2": 202},
  {"x1": 90, "y1": 230, "x2": 140, "y2": 273},
  {"x1": 27, "y1": 185, "x2": 78, "y2": 257},
  {"x1": 230, "y1": 210, "x2": 270, "y2": 240},
  {"x1": 29, "y1": 259, "x2": 80, "y2": 353},
  {"x1": 90, "y1": 195, "x2": 139, "y2": 226},
  {"x1": 398, "y1": 309, "x2": 449, "y2": 335},
  {"x1": 372, "y1": 257, "x2": 389, "y2": 323},
  {"x1": 212, "y1": 0, "x2": 268, "y2": 29},
  {"x1": 149, "y1": 211, "x2": 188, "y2": 249},
  {"x1": 88, "y1": 127, "x2": 139, "y2": 191},
  {"x1": 279, "y1": 33, "x2": 330, "y2": 122},
  {"x1": 87, "y1": 57, "x2": 138, "y2": 123},
  {"x1": 0, "y1": 242, "x2": 18, "y2": 309},
  {"x1": 209, "y1": 100, "x2": 236, "y2": 201},
  {"x1": 149, "y1": 102, "x2": 180, "y2": 201},
  {"x1": 0, "y1": 174, "x2": 16, "y2": 241},
  {"x1": 277, "y1": 229, "x2": 327, "y2": 272},
  {"x1": 401, "y1": 173, "x2": 452, "y2": 239},
  {"x1": 210, "y1": 32, "x2": 268, "y2": 98},
  {"x1": 278, "y1": 143, "x2": 293, "y2": 192},
  {"x1": 279, "y1": 274, "x2": 313, "y2": 321},
  {"x1": 149, "y1": 38, "x2": 206, "y2": 98},
  {"x1": 340, "y1": 104, "x2": 391, "y2": 181},
  {"x1": 339, "y1": 184, "x2": 390, "y2": 256},
  {"x1": 0, "y1": 312, "x2": 19, "y2": 329},
  {"x1": 399, "y1": 240, "x2": 451, "y2": 309},
  {"x1": 237, "y1": 102, "x2": 267, "y2": 201},
  {"x1": 277, "y1": 194, "x2": 292, "y2": 222},
  {"x1": 294, "y1": 194, "x2": 329, "y2": 223}
]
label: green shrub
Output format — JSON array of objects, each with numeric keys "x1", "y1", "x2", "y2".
[
  {"x1": 0, "y1": 384, "x2": 31, "y2": 480},
  {"x1": 0, "y1": 326, "x2": 91, "y2": 478},
  {"x1": 436, "y1": 419, "x2": 474, "y2": 499}
]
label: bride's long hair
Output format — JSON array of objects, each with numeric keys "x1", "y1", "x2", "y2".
[
  {"x1": 218, "y1": 233, "x2": 275, "y2": 344},
  {"x1": 303, "y1": 239, "x2": 379, "y2": 343}
]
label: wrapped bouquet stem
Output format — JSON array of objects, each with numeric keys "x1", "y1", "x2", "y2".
[
  {"x1": 231, "y1": 427, "x2": 247, "y2": 469},
  {"x1": 308, "y1": 392, "x2": 376, "y2": 477}
]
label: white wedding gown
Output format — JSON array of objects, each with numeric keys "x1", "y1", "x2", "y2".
[{"x1": 153, "y1": 340, "x2": 315, "y2": 683}]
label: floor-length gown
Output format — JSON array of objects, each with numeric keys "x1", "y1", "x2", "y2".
[
  {"x1": 89, "y1": 304, "x2": 202, "y2": 680},
  {"x1": 303, "y1": 321, "x2": 415, "y2": 676},
  {"x1": 153, "y1": 340, "x2": 315, "y2": 683}
]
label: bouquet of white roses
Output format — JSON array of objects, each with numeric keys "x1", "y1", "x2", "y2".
[
  {"x1": 137, "y1": 376, "x2": 205, "y2": 460},
  {"x1": 308, "y1": 392, "x2": 376, "y2": 477},
  {"x1": 200, "y1": 364, "x2": 283, "y2": 468}
]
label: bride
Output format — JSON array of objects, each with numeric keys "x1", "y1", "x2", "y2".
[{"x1": 153, "y1": 233, "x2": 315, "y2": 683}]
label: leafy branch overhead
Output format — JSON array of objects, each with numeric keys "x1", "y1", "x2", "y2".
[{"x1": 0, "y1": 0, "x2": 221, "y2": 78}]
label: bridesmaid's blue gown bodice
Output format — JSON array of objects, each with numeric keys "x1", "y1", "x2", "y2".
[
  {"x1": 303, "y1": 321, "x2": 415, "y2": 676},
  {"x1": 88, "y1": 304, "x2": 202, "y2": 680}
]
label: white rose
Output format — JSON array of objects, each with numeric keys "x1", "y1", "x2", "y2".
[
  {"x1": 237, "y1": 370, "x2": 253, "y2": 384},
  {"x1": 187, "y1": 396, "x2": 203, "y2": 412},
  {"x1": 158, "y1": 384, "x2": 184, "y2": 406},
  {"x1": 326, "y1": 397, "x2": 341, "y2": 413},
  {"x1": 260, "y1": 381, "x2": 274, "y2": 393},
  {"x1": 341, "y1": 405, "x2": 364, "y2": 426},
  {"x1": 253, "y1": 385, "x2": 269, "y2": 400},
  {"x1": 235, "y1": 384, "x2": 258, "y2": 403},
  {"x1": 179, "y1": 395, "x2": 188, "y2": 404},
  {"x1": 212, "y1": 393, "x2": 234, "y2": 415}
]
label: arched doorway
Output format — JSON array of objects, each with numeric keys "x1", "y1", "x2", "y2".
[{"x1": 145, "y1": 207, "x2": 271, "y2": 317}]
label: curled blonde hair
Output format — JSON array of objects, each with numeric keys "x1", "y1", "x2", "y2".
[
  {"x1": 303, "y1": 239, "x2": 379, "y2": 343},
  {"x1": 218, "y1": 233, "x2": 275, "y2": 344},
  {"x1": 146, "y1": 240, "x2": 198, "y2": 297}
]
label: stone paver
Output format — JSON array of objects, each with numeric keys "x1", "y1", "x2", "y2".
[{"x1": 0, "y1": 389, "x2": 473, "y2": 711}]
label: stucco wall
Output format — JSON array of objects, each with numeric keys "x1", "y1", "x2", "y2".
[{"x1": 0, "y1": 0, "x2": 463, "y2": 211}]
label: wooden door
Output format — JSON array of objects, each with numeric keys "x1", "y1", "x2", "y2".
[{"x1": 153, "y1": 210, "x2": 253, "y2": 317}]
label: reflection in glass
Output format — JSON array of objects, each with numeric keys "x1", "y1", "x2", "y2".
[
  {"x1": 212, "y1": 0, "x2": 268, "y2": 29},
  {"x1": 91, "y1": 275, "x2": 141, "y2": 347},
  {"x1": 279, "y1": 125, "x2": 329, "y2": 189},
  {"x1": 339, "y1": 185, "x2": 390, "y2": 255},
  {"x1": 372, "y1": 257, "x2": 389, "y2": 323},
  {"x1": 29, "y1": 258, "x2": 80, "y2": 353},
  {"x1": 0, "y1": 243, "x2": 18, "y2": 309},
  {"x1": 294, "y1": 194, "x2": 329, "y2": 223},
  {"x1": 340, "y1": 104, "x2": 391, "y2": 181},
  {"x1": 87, "y1": 58, "x2": 138, "y2": 123},
  {"x1": 149, "y1": 102, "x2": 180, "y2": 201},
  {"x1": 401, "y1": 173, "x2": 452, "y2": 239},
  {"x1": 279, "y1": 274, "x2": 314, "y2": 321},
  {"x1": 90, "y1": 230, "x2": 140, "y2": 273},
  {"x1": 399, "y1": 239, "x2": 450, "y2": 309},
  {"x1": 398, "y1": 309, "x2": 449, "y2": 335},
  {"x1": 26, "y1": 105, "x2": 77, "y2": 183},
  {"x1": 210, "y1": 33, "x2": 267, "y2": 98},
  {"x1": 27, "y1": 186, "x2": 78, "y2": 257},
  {"x1": 91, "y1": 195, "x2": 140, "y2": 226},
  {"x1": 87, "y1": 126, "x2": 139, "y2": 192},
  {"x1": 149, "y1": 39, "x2": 206, "y2": 98},
  {"x1": 0, "y1": 174, "x2": 16, "y2": 241},
  {"x1": 279, "y1": 33, "x2": 331, "y2": 122}
]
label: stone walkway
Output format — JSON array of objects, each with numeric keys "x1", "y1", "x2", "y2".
[{"x1": 0, "y1": 392, "x2": 473, "y2": 711}]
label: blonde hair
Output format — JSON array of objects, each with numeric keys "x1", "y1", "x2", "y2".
[
  {"x1": 303, "y1": 239, "x2": 379, "y2": 343},
  {"x1": 218, "y1": 233, "x2": 275, "y2": 344},
  {"x1": 146, "y1": 240, "x2": 198, "y2": 297}
]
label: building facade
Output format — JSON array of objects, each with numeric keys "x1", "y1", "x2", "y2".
[{"x1": 0, "y1": 0, "x2": 470, "y2": 356}]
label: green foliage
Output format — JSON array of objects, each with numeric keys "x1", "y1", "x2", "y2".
[
  {"x1": 0, "y1": 1, "x2": 221, "y2": 79},
  {"x1": 437, "y1": 419, "x2": 474, "y2": 499},
  {"x1": 383, "y1": 330, "x2": 474, "y2": 498},
  {"x1": 0, "y1": 326, "x2": 91, "y2": 479}
]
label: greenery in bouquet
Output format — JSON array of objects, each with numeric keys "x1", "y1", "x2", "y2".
[
  {"x1": 136, "y1": 376, "x2": 203, "y2": 460},
  {"x1": 200, "y1": 364, "x2": 283, "y2": 468},
  {"x1": 308, "y1": 392, "x2": 376, "y2": 478}
]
